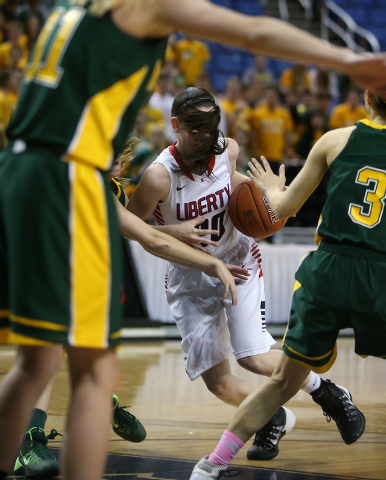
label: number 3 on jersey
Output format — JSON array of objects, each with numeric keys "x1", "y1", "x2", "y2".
[
  {"x1": 25, "y1": 7, "x2": 85, "y2": 88},
  {"x1": 349, "y1": 167, "x2": 386, "y2": 228}
]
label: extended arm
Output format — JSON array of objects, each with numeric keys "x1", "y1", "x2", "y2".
[
  {"x1": 246, "y1": 130, "x2": 342, "y2": 218},
  {"x1": 115, "y1": 197, "x2": 237, "y2": 304}
]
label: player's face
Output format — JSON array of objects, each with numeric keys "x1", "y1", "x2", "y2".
[
  {"x1": 172, "y1": 106, "x2": 214, "y2": 152},
  {"x1": 111, "y1": 155, "x2": 122, "y2": 178}
]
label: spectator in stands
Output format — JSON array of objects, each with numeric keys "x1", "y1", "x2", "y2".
[
  {"x1": 0, "y1": 22, "x2": 29, "y2": 70},
  {"x1": 173, "y1": 34, "x2": 211, "y2": 86},
  {"x1": 241, "y1": 80, "x2": 264, "y2": 110},
  {"x1": 309, "y1": 66, "x2": 340, "y2": 104},
  {"x1": 8, "y1": 67, "x2": 22, "y2": 106},
  {"x1": 14, "y1": 0, "x2": 49, "y2": 24},
  {"x1": 0, "y1": 12, "x2": 6, "y2": 43},
  {"x1": 329, "y1": 89, "x2": 368, "y2": 129},
  {"x1": 297, "y1": 89, "x2": 316, "y2": 116},
  {"x1": 233, "y1": 124, "x2": 252, "y2": 175},
  {"x1": 242, "y1": 55, "x2": 274, "y2": 86},
  {"x1": 280, "y1": 63, "x2": 312, "y2": 95},
  {"x1": 1, "y1": 0, "x2": 20, "y2": 22},
  {"x1": 148, "y1": 70, "x2": 175, "y2": 143},
  {"x1": 221, "y1": 76, "x2": 251, "y2": 138},
  {"x1": 171, "y1": 74, "x2": 187, "y2": 97},
  {"x1": 251, "y1": 85, "x2": 294, "y2": 174},
  {"x1": 163, "y1": 34, "x2": 178, "y2": 70},
  {"x1": 25, "y1": 14, "x2": 42, "y2": 51},
  {"x1": 296, "y1": 110, "x2": 325, "y2": 160},
  {"x1": 0, "y1": 68, "x2": 15, "y2": 132},
  {"x1": 9, "y1": 45, "x2": 23, "y2": 70}
]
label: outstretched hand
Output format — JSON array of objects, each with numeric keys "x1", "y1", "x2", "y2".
[
  {"x1": 344, "y1": 54, "x2": 386, "y2": 99},
  {"x1": 225, "y1": 264, "x2": 250, "y2": 284},
  {"x1": 171, "y1": 216, "x2": 219, "y2": 255},
  {"x1": 247, "y1": 156, "x2": 286, "y2": 196}
]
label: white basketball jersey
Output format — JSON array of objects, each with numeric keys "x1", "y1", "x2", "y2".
[{"x1": 153, "y1": 144, "x2": 238, "y2": 259}]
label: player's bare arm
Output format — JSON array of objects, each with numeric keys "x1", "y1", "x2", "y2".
[
  {"x1": 225, "y1": 137, "x2": 249, "y2": 191},
  {"x1": 115, "y1": 197, "x2": 238, "y2": 304},
  {"x1": 112, "y1": 0, "x2": 386, "y2": 97},
  {"x1": 247, "y1": 126, "x2": 355, "y2": 218}
]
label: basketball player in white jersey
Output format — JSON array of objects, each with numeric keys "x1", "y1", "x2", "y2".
[{"x1": 127, "y1": 87, "x2": 364, "y2": 460}]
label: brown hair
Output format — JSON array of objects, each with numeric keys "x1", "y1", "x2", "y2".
[
  {"x1": 171, "y1": 87, "x2": 227, "y2": 178},
  {"x1": 370, "y1": 93, "x2": 386, "y2": 117}
]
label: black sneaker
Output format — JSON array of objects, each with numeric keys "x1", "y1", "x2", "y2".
[
  {"x1": 14, "y1": 427, "x2": 62, "y2": 478},
  {"x1": 311, "y1": 379, "x2": 365, "y2": 445},
  {"x1": 246, "y1": 407, "x2": 296, "y2": 460},
  {"x1": 112, "y1": 394, "x2": 146, "y2": 442}
]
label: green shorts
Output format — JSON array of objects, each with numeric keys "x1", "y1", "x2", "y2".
[
  {"x1": 282, "y1": 242, "x2": 386, "y2": 373},
  {"x1": 0, "y1": 145, "x2": 122, "y2": 348}
]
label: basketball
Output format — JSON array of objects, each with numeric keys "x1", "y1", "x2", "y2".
[{"x1": 228, "y1": 180, "x2": 287, "y2": 238}]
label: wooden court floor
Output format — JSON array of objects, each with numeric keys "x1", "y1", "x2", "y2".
[{"x1": 1, "y1": 337, "x2": 385, "y2": 479}]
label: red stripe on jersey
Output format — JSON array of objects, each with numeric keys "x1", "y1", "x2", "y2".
[
  {"x1": 153, "y1": 204, "x2": 165, "y2": 225},
  {"x1": 169, "y1": 144, "x2": 194, "y2": 181},
  {"x1": 169, "y1": 143, "x2": 216, "y2": 180}
]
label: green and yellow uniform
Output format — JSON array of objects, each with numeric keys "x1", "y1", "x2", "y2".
[
  {"x1": 0, "y1": 4, "x2": 167, "y2": 348},
  {"x1": 283, "y1": 120, "x2": 386, "y2": 372}
]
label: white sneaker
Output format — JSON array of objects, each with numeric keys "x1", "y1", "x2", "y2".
[{"x1": 190, "y1": 456, "x2": 228, "y2": 480}]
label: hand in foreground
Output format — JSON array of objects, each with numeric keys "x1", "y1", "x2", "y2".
[
  {"x1": 213, "y1": 261, "x2": 238, "y2": 305},
  {"x1": 171, "y1": 216, "x2": 219, "y2": 255},
  {"x1": 344, "y1": 53, "x2": 386, "y2": 99},
  {"x1": 247, "y1": 156, "x2": 286, "y2": 197},
  {"x1": 225, "y1": 264, "x2": 250, "y2": 284}
]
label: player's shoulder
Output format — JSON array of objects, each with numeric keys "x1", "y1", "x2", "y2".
[
  {"x1": 225, "y1": 137, "x2": 239, "y2": 159},
  {"x1": 141, "y1": 162, "x2": 171, "y2": 194},
  {"x1": 316, "y1": 125, "x2": 356, "y2": 153}
]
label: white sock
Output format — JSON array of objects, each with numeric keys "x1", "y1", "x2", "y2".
[{"x1": 301, "y1": 371, "x2": 321, "y2": 394}]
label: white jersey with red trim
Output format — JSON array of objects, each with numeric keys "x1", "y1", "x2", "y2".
[{"x1": 152, "y1": 144, "x2": 238, "y2": 259}]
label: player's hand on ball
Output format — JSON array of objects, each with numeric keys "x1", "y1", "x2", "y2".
[
  {"x1": 247, "y1": 156, "x2": 286, "y2": 196},
  {"x1": 171, "y1": 216, "x2": 219, "y2": 255}
]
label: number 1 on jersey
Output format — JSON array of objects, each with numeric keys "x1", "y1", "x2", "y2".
[{"x1": 25, "y1": 7, "x2": 85, "y2": 88}]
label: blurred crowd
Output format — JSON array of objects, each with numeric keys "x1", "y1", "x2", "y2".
[
  {"x1": 0, "y1": 3, "x2": 369, "y2": 226},
  {"x1": 0, "y1": 0, "x2": 50, "y2": 146}
]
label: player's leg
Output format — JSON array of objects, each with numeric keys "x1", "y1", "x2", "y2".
[
  {"x1": 61, "y1": 346, "x2": 118, "y2": 480},
  {"x1": 201, "y1": 359, "x2": 255, "y2": 407},
  {"x1": 14, "y1": 368, "x2": 62, "y2": 478},
  {"x1": 190, "y1": 353, "x2": 309, "y2": 480},
  {"x1": 0, "y1": 345, "x2": 63, "y2": 475}
]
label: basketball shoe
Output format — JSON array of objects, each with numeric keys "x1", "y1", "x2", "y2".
[
  {"x1": 190, "y1": 456, "x2": 228, "y2": 480},
  {"x1": 112, "y1": 394, "x2": 146, "y2": 442},
  {"x1": 246, "y1": 406, "x2": 296, "y2": 460},
  {"x1": 311, "y1": 379, "x2": 365, "y2": 444},
  {"x1": 14, "y1": 427, "x2": 61, "y2": 478}
]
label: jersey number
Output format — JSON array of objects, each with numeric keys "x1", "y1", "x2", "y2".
[
  {"x1": 199, "y1": 210, "x2": 226, "y2": 244},
  {"x1": 25, "y1": 7, "x2": 85, "y2": 88},
  {"x1": 348, "y1": 167, "x2": 386, "y2": 228}
]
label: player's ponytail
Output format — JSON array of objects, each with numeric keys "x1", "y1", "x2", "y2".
[{"x1": 171, "y1": 87, "x2": 227, "y2": 178}]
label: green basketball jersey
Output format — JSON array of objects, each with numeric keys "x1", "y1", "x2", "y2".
[
  {"x1": 6, "y1": 5, "x2": 167, "y2": 171},
  {"x1": 316, "y1": 120, "x2": 386, "y2": 253}
]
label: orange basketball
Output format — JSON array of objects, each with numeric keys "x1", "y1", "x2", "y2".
[{"x1": 228, "y1": 180, "x2": 287, "y2": 238}]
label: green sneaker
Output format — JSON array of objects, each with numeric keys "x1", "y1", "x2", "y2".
[
  {"x1": 14, "y1": 427, "x2": 62, "y2": 478},
  {"x1": 112, "y1": 394, "x2": 146, "y2": 443}
]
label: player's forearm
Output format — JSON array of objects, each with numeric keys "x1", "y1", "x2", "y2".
[
  {"x1": 242, "y1": 17, "x2": 354, "y2": 73},
  {"x1": 151, "y1": 224, "x2": 179, "y2": 238},
  {"x1": 142, "y1": 229, "x2": 219, "y2": 275}
]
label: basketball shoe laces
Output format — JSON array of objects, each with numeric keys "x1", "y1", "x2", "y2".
[
  {"x1": 321, "y1": 380, "x2": 358, "y2": 427},
  {"x1": 255, "y1": 422, "x2": 283, "y2": 449},
  {"x1": 113, "y1": 404, "x2": 137, "y2": 430},
  {"x1": 25, "y1": 428, "x2": 62, "y2": 464}
]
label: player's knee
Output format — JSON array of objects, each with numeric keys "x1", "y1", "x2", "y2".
[
  {"x1": 16, "y1": 346, "x2": 62, "y2": 384},
  {"x1": 237, "y1": 356, "x2": 271, "y2": 376},
  {"x1": 204, "y1": 377, "x2": 230, "y2": 402}
]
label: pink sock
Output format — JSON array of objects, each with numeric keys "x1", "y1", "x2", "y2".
[{"x1": 208, "y1": 430, "x2": 245, "y2": 466}]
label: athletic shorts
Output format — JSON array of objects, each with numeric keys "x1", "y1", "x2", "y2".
[
  {"x1": 165, "y1": 232, "x2": 275, "y2": 380},
  {"x1": 0, "y1": 144, "x2": 122, "y2": 349},
  {"x1": 283, "y1": 241, "x2": 386, "y2": 373}
]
